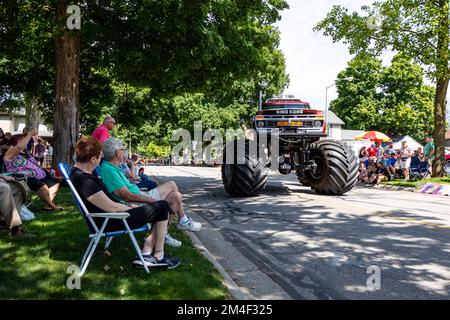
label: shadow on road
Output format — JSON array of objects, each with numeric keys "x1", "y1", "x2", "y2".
[{"x1": 155, "y1": 172, "x2": 450, "y2": 299}]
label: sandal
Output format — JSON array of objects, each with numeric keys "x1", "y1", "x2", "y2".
[{"x1": 41, "y1": 207, "x2": 64, "y2": 212}]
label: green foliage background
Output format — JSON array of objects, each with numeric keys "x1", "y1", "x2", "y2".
[{"x1": 331, "y1": 54, "x2": 435, "y2": 142}]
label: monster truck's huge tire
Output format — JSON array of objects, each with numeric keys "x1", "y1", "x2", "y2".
[
  {"x1": 307, "y1": 140, "x2": 358, "y2": 195},
  {"x1": 297, "y1": 176, "x2": 312, "y2": 187},
  {"x1": 221, "y1": 140, "x2": 268, "y2": 197}
]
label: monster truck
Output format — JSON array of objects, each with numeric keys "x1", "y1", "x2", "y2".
[{"x1": 221, "y1": 98, "x2": 358, "y2": 196}]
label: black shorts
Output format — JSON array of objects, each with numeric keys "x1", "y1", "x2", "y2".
[
  {"x1": 95, "y1": 200, "x2": 172, "y2": 232},
  {"x1": 27, "y1": 170, "x2": 60, "y2": 191}
]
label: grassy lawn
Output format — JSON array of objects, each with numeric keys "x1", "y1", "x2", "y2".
[
  {"x1": 0, "y1": 187, "x2": 229, "y2": 299},
  {"x1": 383, "y1": 177, "x2": 450, "y2": 188}
]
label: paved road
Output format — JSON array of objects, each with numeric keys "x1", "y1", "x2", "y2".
[{"x1": 147, "y1": 165, "x2": 450, "y2": 300}]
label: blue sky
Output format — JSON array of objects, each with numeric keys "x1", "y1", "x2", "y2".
[{"x1": 275, "y1": 0, "x2": 449, "y2": 120}]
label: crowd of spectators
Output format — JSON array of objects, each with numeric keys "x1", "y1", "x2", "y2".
[
  {"x1": 0, "y1": 127, "x2": 59, "y2": 236},
  {"x1": 357, "y1": 137, "x2": 435, "y2": 187},
  {"x1": 1, "y1": 117, "x2": 202, "y2": 272}
]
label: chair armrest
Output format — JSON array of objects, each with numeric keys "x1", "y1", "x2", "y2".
[{"x1": 89, "y1": 212, "x2": 130, "y2": 219}]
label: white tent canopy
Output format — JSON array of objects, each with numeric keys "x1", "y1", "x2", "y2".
[{"x1": 391, "y1": 135, "x2": 423, "y2": 151}]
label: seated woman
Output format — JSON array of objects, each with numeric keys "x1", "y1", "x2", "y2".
[
  {"x1": 137, "y1": 167, "x2": 158, "y2": 191},
  {"x1": 3, "y1": 129, "x2": 62, "y2": 211},
  {"x1": 121, "y1": 158, "x2": 157, "y2": 191},
  {"x1": 357, "y1": 161, "x2": 368, "y2": 184},
  {"x1": 70, "y1": 136, "x2": 180, "y2": 269}
]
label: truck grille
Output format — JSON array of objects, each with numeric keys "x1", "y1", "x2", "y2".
[{"x1": 265, "y1": 120, "x2": 314, "y2": 128}]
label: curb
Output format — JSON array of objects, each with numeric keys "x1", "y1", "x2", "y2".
[
  {"x1": 146, "y1": 167, "x2": 251, "y2": 300},
  {"x1": 183, "y1": 230, "x2": 252, "y2": 300},
  {"x1": 362, "y1": 184, "x2": 415, "y2": 192}
]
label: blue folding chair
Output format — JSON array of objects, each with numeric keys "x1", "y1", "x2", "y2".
[
  {"x1": 410, "y1": 161, "x2": 430, "y2": 181},
  {"x1": 58, "y1": 163, "x2": 151, "y2": 276}
]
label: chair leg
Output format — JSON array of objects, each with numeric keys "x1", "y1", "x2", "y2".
[
  {"x1": 80, "y1": 237, "x2": 95, "y2": 269},
  {"x1": 104, "y1": 236, "x2": 114, "y2": 251},
  {"x1": 79, "y1": 234, "x2": 102, "y2": 277},
  {"x1": 123, "y1": 219, "x2": 150, "y2": 273},
  {"x1": 79, "y1": 219, "x2": 109, "y2": 277}
]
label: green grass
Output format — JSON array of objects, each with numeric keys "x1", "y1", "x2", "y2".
[
  {"x1": 0, "y1": 187, "x2": 229, "y2": 299},
  {"x1": 383, "y1": 177, "x2": 450, "y2": 188}
]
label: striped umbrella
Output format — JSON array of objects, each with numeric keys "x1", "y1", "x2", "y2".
[{"x1": 354, "y1": 131, "x2": 392, "y2": 142}]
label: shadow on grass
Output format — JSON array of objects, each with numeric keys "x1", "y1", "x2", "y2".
[{"x1": 0, "y1": 187, "x2": 228, "y2": 300}]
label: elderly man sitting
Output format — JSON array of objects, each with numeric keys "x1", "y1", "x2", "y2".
[{"x1": 99, "y1": 138, "x2": 201, "y2": 247}]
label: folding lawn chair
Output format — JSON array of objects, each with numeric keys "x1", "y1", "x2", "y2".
[
  {"x1": 58, "y1": 162, "x2": 151, "y2": 276},
  {"x1": 410, "y1": 161, "x2": 430, "y2": 181}
]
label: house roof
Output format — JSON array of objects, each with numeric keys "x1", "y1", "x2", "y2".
[
  {"x1": 341, "y1": 129, "x2": 366, "y2": 140},
  {"x1": 328, "y1": 111, "x2": 345, "y2": 125}
]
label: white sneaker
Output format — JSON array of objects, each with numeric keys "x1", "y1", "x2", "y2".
[
  {"x1": 177, "y1": 216, "x2": 202, "y2": 232},
  {"x1": 164, "y1": 233, "x2": 182, "y2": 247}
]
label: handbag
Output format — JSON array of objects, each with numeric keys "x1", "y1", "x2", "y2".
[{"x1": 9, "y1": 179, "x2": 32, "y2": 203}]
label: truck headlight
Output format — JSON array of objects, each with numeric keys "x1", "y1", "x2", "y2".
[
  {"x1": 314, "y1": 120, "x2": 322, "y2": 127},
  {"x1": 257, "y1": 121, "x2": 265, "y2": 128}
]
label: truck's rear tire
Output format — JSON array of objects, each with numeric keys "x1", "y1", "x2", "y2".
[
  {"x1": 308, "y1": 140, "x2": 358, "y2": 195},
  {"x1": 221, "y1": 140, "x2": 268, "y2": 197}
]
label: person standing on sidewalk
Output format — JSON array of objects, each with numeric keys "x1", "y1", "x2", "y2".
[
  {"x1": 400, "y1": 141, "x2": 412, "y2": 181},
  {"x1": 376, "y1": 141, "x2": 384, "y2": 162},
  {"x1": 424, "y1": 137, "x2": 435, "y2": 174},
  {"x1": 91, "y1": 116, "x2": 116, "y2": 143}
]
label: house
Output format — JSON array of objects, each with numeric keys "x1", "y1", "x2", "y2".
[
  {"x1": 341, "y1": 129, "x2": 367, "y2": 141},
  {"x1": 0, "y1": 111, "x2": 53, "y2": 138},
  {"x1": 327, "y1": 110, "x2": 345, "y2": 140}
]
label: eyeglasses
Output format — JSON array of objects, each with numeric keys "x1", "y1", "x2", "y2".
[{"x1": 109, "y1": 122, "x2": 116, "y2": 125}]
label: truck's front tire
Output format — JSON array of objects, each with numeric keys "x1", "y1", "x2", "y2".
[
  {"x1": 221, "y1": 140, "x2": 268, "y2": 197},
  {"x1": 307, "y1": 140, "x2": 358, "y2": 195}
]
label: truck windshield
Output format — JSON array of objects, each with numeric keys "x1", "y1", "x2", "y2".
[{"x1": 262, "y1": 104, "x2": 310, "y2": 110}]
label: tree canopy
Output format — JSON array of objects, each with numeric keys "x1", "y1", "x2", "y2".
[
  {"x1": 1, "y1": 0, "x2": 289, "y2": 162},
  {"x1": 315, "y1": 0, "x2": 449, "y2": 176},
  {"x1": 331, "y1": 54, "x2": 435, "y2": 142}
]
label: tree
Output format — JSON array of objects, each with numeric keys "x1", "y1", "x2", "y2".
[
  {"x1": 315, "y1": 0, "x2": 449, "y2": 176},
  {"x1": 53, "y1": 0, "x2": 81, "y2": 163},
  {"x1": 0, "y1": 1, "x2": 54, "y2": 129},
  {"x1": 1, "y1": 0, "x2": 289, "y2": 163},
  {"x1": 331, "y1": 54, "x2": 435, "y2": 142},
  {"x1": 330, "y1": 54, "x2": 383, "y2": 131}
]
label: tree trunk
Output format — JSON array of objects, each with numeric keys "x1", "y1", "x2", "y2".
[
  {"x1": 25, "y1": 96, "x2": 41, "y2": 130},
  {"x1": 431, "y1": 0, "x2": 449, "y2": 177},
  {"x1": 432, "y1": 77, "x2": 449, "y2": 177},
  {"x1": 53, "y1": 0, "x2": 80, "y2": 164}
]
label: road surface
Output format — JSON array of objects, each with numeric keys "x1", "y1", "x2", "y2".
[{"x1": 147, "y1": 165, "x2": 450, "y2": 300}]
